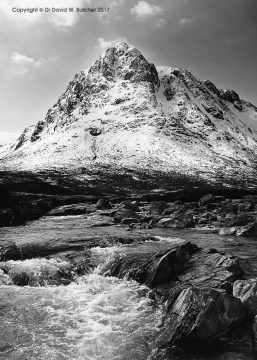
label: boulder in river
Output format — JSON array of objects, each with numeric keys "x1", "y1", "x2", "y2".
[
  {"x1": 236, "y1": 222, "x2": 257, "y2": 238},
  {"x1": 112, "y1": 201, "x2": 140, "y2": 223},
  {"x1": 233, "y1": 279, "x2": 257, "y2": 315},
  {"x1": 102, "y1": 242, "x2": 199, "y2": 287},
  {"x1": 157, "y1": 212, "x2": 194, "y2": 229},
  {"x1": 158, "y1": 286, "x2": 245, "y2": 347},
  {"x1": 47, "y1": 203, "x2": 96, "y2": 216},
  {"x1": 149, "y1": 201, "x2": 168, "y2": 215},
  {"x1": 103, "y1": 241, "x2": 243, "y2": 292}
]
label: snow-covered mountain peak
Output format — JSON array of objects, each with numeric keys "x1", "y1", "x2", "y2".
[{"x1": 1, "y1": 42, "x2": 257, "y2": 189}]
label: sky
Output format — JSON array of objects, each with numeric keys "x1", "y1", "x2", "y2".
[{"x1": 0, "y1": 0, "x2": 256, "y2": 144}]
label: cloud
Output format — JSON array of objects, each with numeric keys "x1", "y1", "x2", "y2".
[
  {"x1": 0, "y1": 131, "x2": 19, "y2": 145},
  {"x1": 48, "y1": 12, "x2": 78, "y2": 29},
  {"x1": 9, "y1": 51, "x2": 53, "y2": 75},
  {"x1": 130, "y1": 1, "x2": 162, "y2": 20},
  {"x1": 155, "y1": 17, "x2": 166, "y2": 28},
  {"x1": 96, "y1": 0, "x2": 125, "y2": 23},
  {"x1": 0, "y1": 0, "x2": 90, "y2": 29},
  {"x1": 179, "y1": 18, "x2": 193, "y2": 25},
  {"x1": 97, "y1": 37, "x2": 128, "y2": 51}
]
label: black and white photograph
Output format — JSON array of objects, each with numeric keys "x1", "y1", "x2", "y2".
[{"x1": 0, "y1": 0, "x2": 257, "y2": 359}]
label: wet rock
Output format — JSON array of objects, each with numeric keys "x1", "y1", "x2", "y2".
[
  {"x1": 121, "y1": 217, "x2": 139, "y2": 225},
  {"x1": 159, "y1": 286, "x2": 245, "y2": 346},
  {"x1": 157, "y1": 213, "x2": 194, "y2": 229},
  {"x1": 113, "y1": 207, "x2": 139, "y2": 223},
  {"x1": 95, "y1": 198, "x2": 111, "y2": 209},
  {"x1": 103, "y1": 242, "x2": 199, "y2": 288},
  {"x1": 47, "y1": 203, "x2": 96, "y2": 216},
  {"x1": 114, "y1": 200, "x2": 139, "y2": 212},
  {"x1": 233, "y1": 279, "x2": 257, "y2": 315},
  {"x1": 194, "y1": 226, "x2": 219, "y2": 234},
  {"x1": 103, "y1": 241, "x2": 242, "y2": 293},
  {"x1": 162, "y1": 202, "x2": 197, "y2": 216},
  {"x1": 112, "y1": 201, "x2": 140, "y2": 223},
  {"x1": 177, "y1": 248, "x2": 242, "y2": 289},
  {"x1": 84, "y1": 214, "x2": 115, "y2": 227},
  {"x1": 236, "y1": 222, "x2": 257, "y2": 238},
  {"x1": 149, "y1": 201, "x2": 168, "y2": 215},
  {"x1": 224, "y1": 214, "x2": 253, "y2": 227}
]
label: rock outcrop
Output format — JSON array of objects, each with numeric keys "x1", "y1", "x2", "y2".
[
  {"x1": 102, "y1": 240, "x2": 246, "y2": 348},
  {"x1": 158, "y1": 287, "x2": 245, "y2": 346}
]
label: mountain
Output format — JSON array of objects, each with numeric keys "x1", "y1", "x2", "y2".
[{"x1": 1, "y1": 42, "x2": 257, "y2": 193}]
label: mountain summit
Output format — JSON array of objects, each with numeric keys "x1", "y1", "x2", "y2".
[{"x1": 1, "y1": 42, "x2": 257, "y2": 190}]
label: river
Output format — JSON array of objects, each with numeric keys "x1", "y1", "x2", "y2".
[{"x1": 0, "y1": 215, "x2": 257, "y2": 359}]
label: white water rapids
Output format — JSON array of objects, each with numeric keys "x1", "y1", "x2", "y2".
[{"x1": 0, "y1": 252, "x2": 163, "y2": 360}]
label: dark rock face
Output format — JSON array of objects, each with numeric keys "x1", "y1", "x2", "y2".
[
  {"x1": 103, "y1": 242, "x2": 199, "y2": 288},
  {"x1": 233, "y1": 279, "x2": 257, "y2": 315},
  {"x1": 103, "y1": 241, "x2": 242, "y2": 291},
  {"x1": 31, "y1": 121, "x2": 45, "y2": 142},
  {"x1": 220, "y1": 89, "x2": 242, "y2": 110},
  {"x1": 90, "y1": 42, "x2": 160, "y2": 87},
  {"x1": 159, "y1": 287, "x2": 245, "y2": 347},
  {"x1": 221, "y1": 89, "x2": 240, "y2": 104},
  {"x1": 201, "y1": 103, "x2": 224, "y2": 119},
  {"x1": 204, "y1": 80, "x2": 221, "y2": 97},
  {"x1": 89, "y1": 127, "x2": 102, "y2": 136},
  {"x1": 224, "y1": 214, "x2": 254, "y2": 227},
  {"x1": 15, "y1": 127, "x2": 32, "y2": 150}
]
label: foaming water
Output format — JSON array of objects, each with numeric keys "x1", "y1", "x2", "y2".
[
  {"x1": 0, "y1": 272, "x2": 162, "y2": 360},
  {"x1": 0, "y1": 258, "x2": 74, "y2": 286}
]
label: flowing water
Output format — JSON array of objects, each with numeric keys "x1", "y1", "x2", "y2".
[{"x1": 0, "y1": 215, "x2": 257, "y2": 359}]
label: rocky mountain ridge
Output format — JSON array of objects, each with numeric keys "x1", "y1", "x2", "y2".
[{"x1": 1, "y1": 42, "x2": 257, "y2": 190}]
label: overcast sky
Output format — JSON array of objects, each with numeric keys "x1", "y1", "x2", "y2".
[{"x1": 0, "y1": 0, "x2": 256, "y2": 144}]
